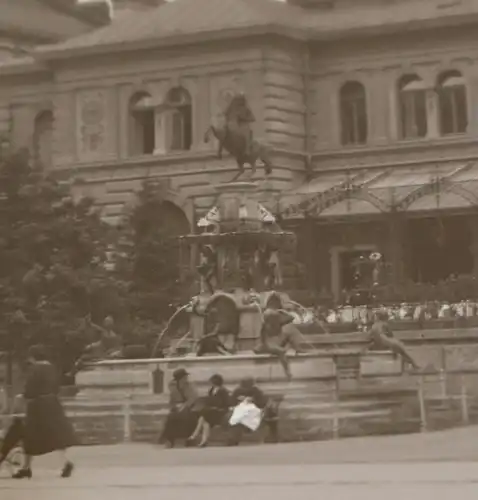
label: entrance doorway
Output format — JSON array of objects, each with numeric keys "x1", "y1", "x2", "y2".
[{"x1": 330, "y1": 245, "x2": 377, "y2": 301}]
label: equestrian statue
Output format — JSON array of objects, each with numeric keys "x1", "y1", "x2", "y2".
[{"x1": 204, "y1": 92, "x2": 273, "y2": 176}]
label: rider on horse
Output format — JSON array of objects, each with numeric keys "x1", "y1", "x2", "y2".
[{"x1": 224, "y1": 92, "x2": 255, "y2": 158}]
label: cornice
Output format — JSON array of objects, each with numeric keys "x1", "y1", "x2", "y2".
[
  {"x1": 33, "y1": 10, "x2": 478, "y2": 63},
  {"x1": 34, "y1": 24, "x2": 307, "y2": 62}
]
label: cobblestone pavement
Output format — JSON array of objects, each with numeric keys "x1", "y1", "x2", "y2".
[{"x1": 1, "y1": 427, "x2": 478, "y2": 500}]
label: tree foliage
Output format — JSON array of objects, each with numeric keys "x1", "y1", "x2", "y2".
[
  {"x1": 0, "y1": 149, "x2": 122, "y2": 371},
  {"x1": 0, "y1": 151, "x2": 193, "y2": 372},
  {"x1": 114, "y1": 179, "x2": 193, "y2": 345}
]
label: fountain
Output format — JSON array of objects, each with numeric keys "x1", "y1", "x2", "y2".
[
  {"x1": 76, "y1": 178, "x2": 404, "y2": 397},
  {"x1": 70, "y1": 177, "x2": 472, "y2": 445},
  {"x1": 71, "y1": 108, "x2": 439, "y2": 443},
  {"x1": 176, "y1": 180, "x2": 296, "y2": 353}
]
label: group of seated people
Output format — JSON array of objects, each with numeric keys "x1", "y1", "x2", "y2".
[{"x1": 159, "y1": 368, "x2": 279, "y2": 448}]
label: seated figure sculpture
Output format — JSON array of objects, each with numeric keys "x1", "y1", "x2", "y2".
[
  {"x1": 72, "y1": 315, "x2": 123, "y2": 372},
  {"x1": 192, "y1": 297, "x2": 235, "y2": 356},
  {"x1": 254, "y1": 293, "x2": 304, "y2": 380},
  {"x1": 366, "y1": 310, "x2": 420, "y2": 370}
]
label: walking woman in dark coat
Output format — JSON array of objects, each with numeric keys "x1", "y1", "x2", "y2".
[
  {"x1": 188, "y1": 374, "x2": 230, "y2": 447},
  {"x1": 13, "y1": 345, "x2": 76, "y2": 479}
]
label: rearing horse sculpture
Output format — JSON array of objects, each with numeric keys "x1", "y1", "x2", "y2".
[
  {"x1": 204, "y1": 92, "x2": 272, "y2": 176},
  {"x1": 204, "y1": 124, "x2": 273, "y2": 176}
]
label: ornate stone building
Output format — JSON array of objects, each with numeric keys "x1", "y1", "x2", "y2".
[{"x1": 2, "y1": 0, "x2": 478, "y2": 300}]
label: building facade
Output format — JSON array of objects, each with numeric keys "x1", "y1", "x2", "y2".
[{"x1": 2, "y1": 0, "x2": 478, "y2": 301}]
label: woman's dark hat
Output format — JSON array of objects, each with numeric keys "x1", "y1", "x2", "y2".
[
  {"x1": 173, "y1": 368, "x2": 189, "y2": 380},
  {"x1": 209, "y1": 373, "x2": 223, "y2": 385},
  {"x1": 28, "y1": 344, "x2": 47, "y2": 361},
  {"x1": 240, "y1": 376, "x2": 254, "y2": 387}
]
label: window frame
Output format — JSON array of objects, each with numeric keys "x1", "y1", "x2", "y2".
[
  {"x1": 398, "y1": 75, "x2": 428, "y2": 140},
  {"x1": 339, "y1": 81, "x2": 368, "y2": 146},
  {"x1": 437, "y1": 71, "x2": 468, "y2": 136}
]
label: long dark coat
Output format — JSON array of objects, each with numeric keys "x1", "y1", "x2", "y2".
[
  {"x1": 23, "y1": 361, "x2": 76, "y2": 456},
  {"x1": 201, "y1": 386, "x2": 230, "y2": 427}
]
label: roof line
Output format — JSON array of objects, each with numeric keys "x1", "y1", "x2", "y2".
[
  {"x1": 33, "y1": 5, "x2": 478, "y2": 63},
  {"x1": 308, "y1": 10, "x2": 478, "y2": 41},
  {"x1": 0, "y1": 59, "x2": 50, "y2": 77},
  {"x1": 35, "y1": 23, "x2": 308, "y2": 61},
  {"x1": 0, "y1": 23, "x2": 60, "y2": 43}
]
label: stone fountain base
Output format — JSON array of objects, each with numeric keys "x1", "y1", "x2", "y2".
[
  {"x1": 75, "y1": 349, "x2": 401, "y2": 397},
  {"x1": 49, "y1": 347, "x2": 478, "y2": 446},
  {"x1": 68, "y1": 350, "x2": 422, "y2": 444}
]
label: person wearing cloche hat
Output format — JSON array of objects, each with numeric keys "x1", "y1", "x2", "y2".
[
  {"x1": 172, "y1": 368, "x2": 189, "y2": 381},
  {"x1": 187, "y1": 374, "x2": 230, "y2": 448},
  {"x1": 159, "y1": 368, "x2": 198, "y2": 448}
]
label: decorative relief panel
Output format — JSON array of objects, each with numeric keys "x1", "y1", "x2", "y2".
[{"x1": 76, "y1": 90, "x2": 107, "y2": 161}]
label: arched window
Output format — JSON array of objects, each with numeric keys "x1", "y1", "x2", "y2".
[
  {"x1": 129, "y1": 92, "x2": 155, "y2": 155},
  {"x1": 398, "y1": 74, "x2": 427, "y2": 139},
  {"x1": 339, "y1": 81, "x2": 367, "y2": 145},
  {"x1": 165, "y1": 87, "x2": 192, "y2": 151},
  {"x1": 33, "y1": 110, "x2": 53, "y2": 167},
  {"x1": 437, "y1": 70, "x2": 467, "y2": 135}
]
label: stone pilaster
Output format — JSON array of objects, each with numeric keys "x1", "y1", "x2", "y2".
[{"x1": 387, "y1": 214, "x2": 405, "y2": 286}]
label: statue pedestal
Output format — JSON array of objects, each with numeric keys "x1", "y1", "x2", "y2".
[
  {"x1": 215, "y1": 181, "x2": 262, "y2": 232},
  {"x1": 237, "y1": 306, "x2": 262, "y2": 350}
]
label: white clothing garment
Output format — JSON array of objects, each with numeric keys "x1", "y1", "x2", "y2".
[{"x1": 229, "y1": 400, "x2": 262, "y2": 431}]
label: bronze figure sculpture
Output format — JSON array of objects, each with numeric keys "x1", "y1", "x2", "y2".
[{"x1": 204, "y1": 92, "x2": 273, "y2": 176}]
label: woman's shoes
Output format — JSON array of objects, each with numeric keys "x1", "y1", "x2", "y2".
[
  {"x1": 198, "y1": 441, "x2": 208, "y2": 448},
  {"x1": 61, "y1": 461, "x2": 74, "y2": 478},
  {"x1": 11, "y1": 463, "x2": 74, "y2": 479},
  {"x1": 12, "y1": 468, "x2": 32, "y2": 479}
]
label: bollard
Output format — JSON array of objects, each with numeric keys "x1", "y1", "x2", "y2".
[
  {"x1": 460, "y1": 375, "x2": 469, "y2": 424},
  {"x1": 123, "y1": 399, "x2": 132, "y2": 442},
  {"x1": 417, "y1": 376, "x2": 427, "y2": 432},
  {"x1": 332, "y1": 395, "x2": 340, "y2": 440},
  {"x1": 329, "y1": 384, "x2": 339, "y2": 439},
  {"x1": 439, "y1": 369, "x2": 447, "y2": 399}
]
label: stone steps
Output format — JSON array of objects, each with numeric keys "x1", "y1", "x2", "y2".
[
  {"x1": 60, "y1": 374, "x2": 426, "y2": 446},
  {"x1": 1, "y1": 390, "x2": 424, "y2": 446},
  {"x1": 53, "y1": 385, "x2": 424, "y2": 446}
]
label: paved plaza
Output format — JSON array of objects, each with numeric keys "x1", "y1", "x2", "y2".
[{"x1": 2, "y1": 428, "x2": 478, "y2": 500}]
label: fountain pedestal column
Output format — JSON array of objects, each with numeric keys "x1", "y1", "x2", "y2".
[
  {"x1": 215, "y1": 181, "x2": 262, "y2": 292},
  {"x1": 178, "y1": 179, "x2": 296, "y2": 350},
  {"x1": 215, "y1": 181, "x2": 263, "y2": 232}
]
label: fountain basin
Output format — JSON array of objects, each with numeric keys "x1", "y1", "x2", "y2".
[{"x1": 76, "y1": 350, "x2": 401, "y2": 397}]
